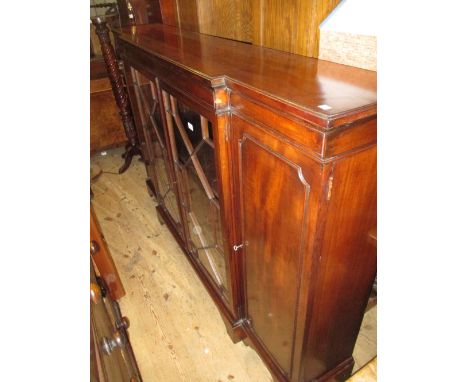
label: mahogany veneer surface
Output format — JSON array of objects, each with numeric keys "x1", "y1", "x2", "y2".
[
  {"x1": 112, "y1": 23, "x2": 376, "y2": 126},
  {"x1": 110, "y1": 22, "x2": 377, "y2": 382}
]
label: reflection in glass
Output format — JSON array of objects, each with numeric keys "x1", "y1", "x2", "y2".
[
  {"x1": 131, "y1": 68, "x2": 182, "y2": 232},
  {"x1": 164, "y1": 92, "x2": 229, "y2": 300},
  {"x1": 184, "y1": 161, "x2": 227, "y2": 290}
]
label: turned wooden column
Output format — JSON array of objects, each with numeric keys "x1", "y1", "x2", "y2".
[{"x1": 91, "y1": 16, "x2": 141, "y2": 173}]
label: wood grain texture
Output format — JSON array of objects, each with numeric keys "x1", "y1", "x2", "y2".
[
  {"x1": 123, "y1": 0, "x2": 340, "y2": 55},
  {"x1": 159, "y1": 0, "x2": 179, "y2": 26},
  {"x1": 227, "y1": 112, "x2": 326, "y2": 381},
  {"x1": 176, "y1": 0, "x2": 200, "y2": 32},
  {"x1": 113, "y1": 23, "x2": 376, "y2": 126},
  {"x1": 115, "y1": 0, "x2": 163, "y2": 26},
  {"x1": 252, "y1": 0, "x2": 307, "y2": 54},
  {"x1": 348, "y1": 357, "x2": 376, "y2": 382},
  {"x1": 91, "y1": 207, "x2": 126, "y2": 300},
  {"x1": 132, "y1": 0, "x2": 163, "y2": 25},
  {"x1": 302, "y1": 146, "x2": 377, "y2": 380},
  {"x1": 159, "y1": 0, "x2": 252, "y2": 42},
  {"x1": 90, "y1": 148, "x2": 376, "y2": 382},
  {"x1": 228, "y1": 105, "x2": 376, "y2": 381},
  {"x1": 90, "y1": 149, "x2": 273, "y2": 382},
  {"x1": 252, "y1": 0, "x2": 341, "y2": 57},
  {"x1": 90, "y1": 261, "x2": 143, "y2": 382},
  {"x1": 239, "y1": 133, "x2": 313, "y2": 376},
  {"x1": 90, "y1": 78, "x2": 128, "y2": 153},
  {"x1": 105, "y1": 23, "x2": 377, "y2": 381},
  {"x1": 91, "y1": 57, "x2": 109, "y2": 81},
  {"x1": 197, "y1": 0, "x2": 252, "y2": 42},
  {"x1": 91, "y1": 77, "x2": 116, "y2": 95}
]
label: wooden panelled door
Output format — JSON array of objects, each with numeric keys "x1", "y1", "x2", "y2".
[{"x1": 231, "y1": 114, "x2": 322, "y2": 379}]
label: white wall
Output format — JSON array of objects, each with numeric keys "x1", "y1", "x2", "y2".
[{"x1": 320, "y1": 0, "x2": 377, "y2": 36}]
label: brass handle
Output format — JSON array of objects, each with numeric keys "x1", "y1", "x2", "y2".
[
  {"x1": 101, "y1": 330, "x2": 125, "y2": 355},
  {"x1": 90, "y1": 282, "x2": 102, "y2": 304}
]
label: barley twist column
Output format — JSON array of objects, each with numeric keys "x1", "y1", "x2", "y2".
[{"x1": 91, "y1": 16, "x2": 141, "y2": 173}]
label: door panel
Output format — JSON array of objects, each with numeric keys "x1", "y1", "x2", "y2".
[
  {"x1": 128, "y1": 67, "x2": 184, "y2": 238},
  {"x1": 233, "y1": 116, "x2": 318, "y2": 377},
  {"x1": 162, "y1": 90, "x2": 231, "y2": 303}
]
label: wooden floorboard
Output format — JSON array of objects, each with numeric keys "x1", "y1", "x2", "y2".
[
  {"x1": 352, "y1": 307, "x2": 377, "y2": 373},
  {"x1": 91, "y1": 147, "x2": 376, "y2": 382},
  {"x1": 348, "y1": 358, "x2": 377, "y2": 382}
]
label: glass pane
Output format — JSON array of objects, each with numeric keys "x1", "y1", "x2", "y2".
[
  {"x1": 196, "y1": 140, "x2": 219, "y2": 198},
  {"x1": 165, "y1": 94, "x2": 229, "y2": 301},
  {"x1": 185, "y1": 160, "x2": 227, "y2": 292},
  {"x1": 154, "y1": 155, "x2": 182, "y2": 229},
  {"x1": 131, "y1": 69, "x2": 182, "y2": 232},
  {"x1": 173, "y1": 103, "x2": 201, "y2": 164}
]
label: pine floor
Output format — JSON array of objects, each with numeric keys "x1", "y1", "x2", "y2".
[{"x1": 91, "y1": 147, "x2": 377, "y2": 382}]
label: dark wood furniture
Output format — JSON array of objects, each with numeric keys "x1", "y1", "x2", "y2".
[
  {"x1": 115, "y1": 0, "x2": 163, "y2": 26},
  {"x1": 91, "y1": 261, "x2": 142, "y2": 382},
  {"x1": 111, "y1": 23, "x2": 376, "y2": 382},
  {"x1": 91, "y1": 208, "x2": 142, "y2": 381},
  {"x1": 90, "y1": 70, "x2": 128, "y2": 153},
  {"x1": 113, "y1": 0, "x2": 341, "y2": 57},
  {"x1": 91, "y1": 15, "x2": 128, "y2": 154},
  {"x1": 92, "y1": 17, "x2": 142, "y2": 173},
  {"x1": 91, "y1": 207, "x2": 126, "y2": 300}
]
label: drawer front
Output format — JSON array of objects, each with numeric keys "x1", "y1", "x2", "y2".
[{"x1": 90, "y1": 262, "x2": 142, "y2": 382}]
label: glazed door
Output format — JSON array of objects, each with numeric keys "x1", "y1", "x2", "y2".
[
  {"x1": 231, "y1": 115, "x2": 321, "y2": 379},
  {"x1": 161, "y1": 90, "x2": 232, "y2": 304},
  {"x1": 126, "y1": 66, "x2": 185, "y2": 240}
]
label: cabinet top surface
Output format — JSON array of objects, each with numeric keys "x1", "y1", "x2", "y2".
[{"x1": 114, "y1": 23, "x2": 376, "y2": 123}]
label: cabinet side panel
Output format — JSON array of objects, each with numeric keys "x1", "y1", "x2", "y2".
[
  {"x1": 240, "y1": 134, "x2": 310, "y2": 376},
  {"x1": 303, "y1": 146, "x2": 377, "y2": 380}
]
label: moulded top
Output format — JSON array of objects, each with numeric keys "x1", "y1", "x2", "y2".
[{"x1": 113, "y1": 23, "x2": 377, "y2": 127}]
